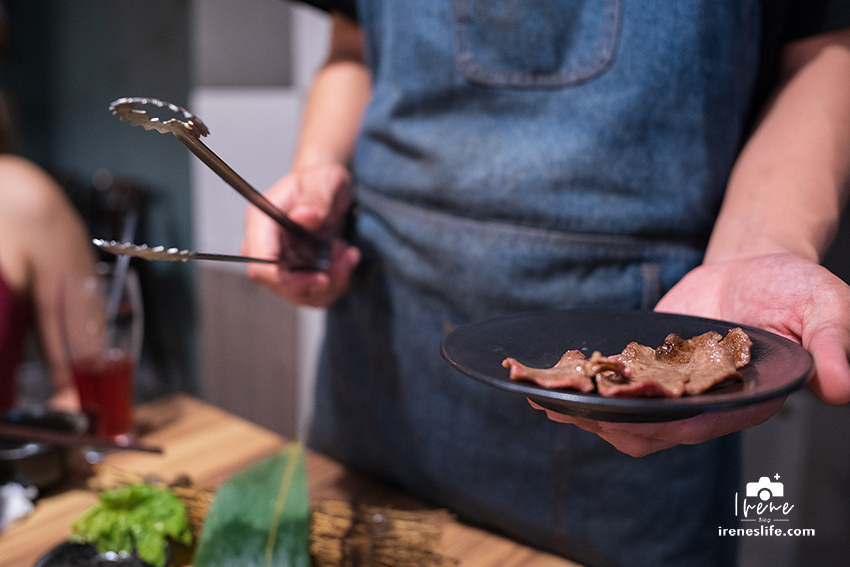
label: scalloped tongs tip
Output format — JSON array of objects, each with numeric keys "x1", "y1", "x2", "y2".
[{"x1": 108, "y1": 97, "x2": 330, "y2": 271}]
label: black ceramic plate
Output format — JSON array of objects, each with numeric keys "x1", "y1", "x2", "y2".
[{"x1": 440, "y1": 309, "x2": 813, "y2": 422}]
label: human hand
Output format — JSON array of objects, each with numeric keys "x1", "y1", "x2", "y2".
[
  {"x1": 242, "y1": 162, "x2": 361, "y2": 307},
  {"x1": 48, "y1": 384, "x2": 80, "y2": 413},
  {"x1": 533, "y1": 253, "x2": 850, "y2": 456},
  {"x1": 530, "y1": 398, "x2": 784, "y2": 457},
  {"x1": 656, "y1": 253, "x2": 850, "y2": 404}
]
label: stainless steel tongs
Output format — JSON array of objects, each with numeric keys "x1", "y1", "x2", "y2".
[
  {"x1": 108, "y1": 97, "x2": 331, "y2": 271},
  {"x1": 93, "y1": 239, "x2": 280, "y2": 265}
]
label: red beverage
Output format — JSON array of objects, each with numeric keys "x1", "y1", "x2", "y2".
[{"x1": 72, "y1": 353, "x2": 134, "y2": 440}]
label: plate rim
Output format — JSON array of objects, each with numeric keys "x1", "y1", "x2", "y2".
[{"x1": 440, "y1": 309, "x2": 813, "y2": 420}]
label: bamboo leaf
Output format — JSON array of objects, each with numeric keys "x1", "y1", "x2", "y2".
[{"x1": 193, "y1": 443, "x2": 310, "y2": 567}]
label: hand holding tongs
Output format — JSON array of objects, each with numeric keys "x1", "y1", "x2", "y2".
[{"x1": 108, "y1": 97, "x2": 331, "y2": 271}]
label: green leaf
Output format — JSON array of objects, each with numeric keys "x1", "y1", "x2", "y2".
[
  {"x1": 193, "y1": 442, "x2": 311, "y2": 567},
  {"x1": 71, "y1": 483, "x2": 192, "y2": 567}
]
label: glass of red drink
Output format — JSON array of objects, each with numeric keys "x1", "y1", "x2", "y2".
[{"x1": 59, "y1": 262, "x2": 143, "y2": 445}]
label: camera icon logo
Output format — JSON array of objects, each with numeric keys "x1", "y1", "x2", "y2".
[{"x1": 746, "y1": 476, "x2": 784, "y2": 501}]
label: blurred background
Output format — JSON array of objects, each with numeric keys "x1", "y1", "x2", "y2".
[{"x1": 0, "y1": 1, "x2": 848, "y2": 565}]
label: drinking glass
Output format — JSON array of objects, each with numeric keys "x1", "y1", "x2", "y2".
[{"x1": 59, "y1": 262, "x2": 143, "y2": 445}]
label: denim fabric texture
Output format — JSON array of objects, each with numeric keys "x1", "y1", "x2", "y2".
[
  {"x1": 308, "y1": 1, "x2": 761, "y2": 566},
  {"x1": 453, "y1": 0, "x2": 621, "y2": 87}
]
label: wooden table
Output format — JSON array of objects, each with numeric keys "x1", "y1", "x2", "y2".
[{"x1": 0, "y1": 395, "x2": 582, "y2": 567}]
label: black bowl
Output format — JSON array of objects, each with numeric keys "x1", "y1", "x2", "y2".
[
  {"x1": 0, "y1": 407, "x2": 88, "y2": 491},
  {"x1": 34, "y1": 542, "x2": 155, "y2": 567}
]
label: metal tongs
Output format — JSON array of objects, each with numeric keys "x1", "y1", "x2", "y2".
[
  {"x1": 0, "y1": 421, "x2": 163, "y2": 454},
  {"x1": 108, "y1": 97, "x2": 331, "y2": 271},
  {"x1": 94, "y1": 239, "x2": 279, "y2": 265}
]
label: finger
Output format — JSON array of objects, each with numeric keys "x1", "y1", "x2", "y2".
[
  {"x1": 243, "y1": 208, "x2": 286, "y2": 291},
  {"x1": 292, "y1": 270, "x2": 334, "y2": 307},
  {"x1": 594, "y1": 433, "x2": 678, "y2": 457},
  {"x1": 528, "y1": 398, "x2": 682, "y2": 439},
  {"x1": 530, "y1": 397, "x2": 784, "y2": 457},
  {"x1": 527, "y1": 400, "x2": 608, "y2": 436},
  {"x1": 805, "y1": 325, "x2": 850, "y2": 404},
  {"x1": 637, "y1": 400, "x2": 783, "y2": 444},
  {"x1": 49, "y1": 386, "x2": 81, "y2": 413},
  {"x1": 288, "y1": 166, "x2": 351, "y2": 232},
  {"x1": 284, "y1": 242, "x2": 361, "y2": 308},
  {"x1": 324, "y1": 242, "x2": 361, "y2": 294},
  {"x1": 243, "y1": 176, "x2": 295, "y2": 261},
  {"x1": 529, "y1": 402, "x2": 670, "y2": 455}
]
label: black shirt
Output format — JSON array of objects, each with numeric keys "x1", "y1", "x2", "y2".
[
  {"x1": 294, "y1": 0, "x2": 850, "y2": 123},
  {"x1": 297, "y1": 0, "x2": 850, "y2": 40}
]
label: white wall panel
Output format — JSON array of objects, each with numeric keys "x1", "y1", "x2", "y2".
[
  {"x1": 189, "y1": 1, "x2": 330, "y2": 438},
  {"x1": 190, "y1": 87, "x2": 303, "y2": 262}
]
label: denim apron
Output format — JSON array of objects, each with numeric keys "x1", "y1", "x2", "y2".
[{"x1": 308, "y1": 2, "x2": 761, "y2": 566}]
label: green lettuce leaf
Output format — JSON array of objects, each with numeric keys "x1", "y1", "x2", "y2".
[
  {"x1": 71, "y1": 483, "x2": 192, "y2": 567},
  {"x1": 193, "y1": 442, "x2": 310, "y2": 567}
]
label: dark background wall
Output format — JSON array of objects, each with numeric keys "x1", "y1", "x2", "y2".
[{"x1": 0, "y1": 0, "x2": 196, "y2": 398}]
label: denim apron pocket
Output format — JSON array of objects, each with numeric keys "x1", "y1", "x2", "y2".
[
  {"x1": 353, "y1": 186, "x2": 705, "y2": 318},
  {"x1": 452, "y1": 0, "x2": 621, "y2": 88}
]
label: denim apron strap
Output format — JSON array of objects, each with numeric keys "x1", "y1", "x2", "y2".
[{"x1": 308, "y1": 1, "x2": 761, "y2": 566}]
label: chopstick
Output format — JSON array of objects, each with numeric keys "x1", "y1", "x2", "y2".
[{"x1": 0, "y1": 422, "x2": 164, "y2": 454}]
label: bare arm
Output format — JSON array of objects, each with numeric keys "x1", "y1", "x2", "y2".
[
  {"x1": 294, "y1": 13, "x2": 372, "y2": 171},
  {"x1": 706, "y1": 28, "x2": 850, "y2": 263},
  {"x1": 243, "y1": 13, "x2": 370, "y2": 306},
  {"x1": 0, "y1": 156, "x2": 96, "y2": 410}
]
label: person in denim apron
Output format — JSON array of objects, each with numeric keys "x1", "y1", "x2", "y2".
[{"x1": 243, "y1": 2, "x2": 850, "y2": 566}]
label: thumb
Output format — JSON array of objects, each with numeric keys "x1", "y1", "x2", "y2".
[
  {"x1": 805, "y1": 325, "x2": 850, "y2": 405},
  {"x1": 288, "y1": 200, "x2": 329, "y2": 232},
  {"x1": 287, "y1": 164, "x2": 351, "y2": 232}
]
